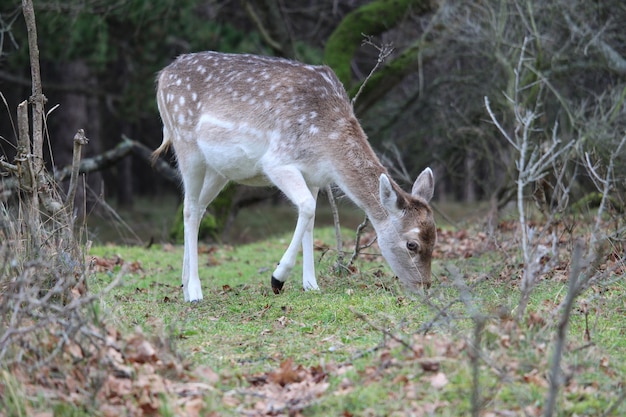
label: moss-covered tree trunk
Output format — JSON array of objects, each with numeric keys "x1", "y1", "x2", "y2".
[{"x1": 324, "y1": 0, "x2": 435, "y2": 92}]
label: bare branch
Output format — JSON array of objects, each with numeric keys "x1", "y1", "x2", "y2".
[
  {"x1": 325, "y1": 185, "x2": 345, "y2": 270},
  {"x1": 543, "y1": 240, "x2": 584, "y2": 417},
  {"x1": 484, "y1": 96, "x2": 518, "y2": 151},
  {"x1": 66, "y1": 129, "x2": 89, "y2": 213},
  {"x1": 351, "y1": 35, "x2": 393, "y2": 107}
]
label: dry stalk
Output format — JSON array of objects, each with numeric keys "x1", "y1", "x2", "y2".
[
  {"x1": 351, "y1": 35, "x2": 393, "y2": 107},
  {"x1": 543, "y1": 240, "x2": 584, "y2": 417},
  {"x1": 66, "y1": 129, "x2": 89, "y2": 214},
  {"x1": 348, "y1": 215, "x2": 376, "y2": 266},
  {"x1": 349, "y1": 307, "x2": 415, "y2": 352},
  {"x1": 448, "y1": 264, "x2": 486, "y2": 417},
  {"x1": 484, "y1": 37, "x2": 575, "y2": 322},
  {"x1": 325, "y1": 185, "x2": 345, "y2": 272},
  {"x1": 22, "y1": 0, "x2": 45, "y2": 220}
]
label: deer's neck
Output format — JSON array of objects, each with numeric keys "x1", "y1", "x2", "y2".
[{"x1": 331, "y1": 121, "x2": 397, "y2": 225}]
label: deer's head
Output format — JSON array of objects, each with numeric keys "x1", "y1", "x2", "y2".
[{"x1": 376, "y1": 168, "x2": 436, "y2": 291}]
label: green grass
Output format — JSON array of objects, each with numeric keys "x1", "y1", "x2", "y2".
[{"x1": 87, "y1": 223, "x2": 626, "y2": 416}]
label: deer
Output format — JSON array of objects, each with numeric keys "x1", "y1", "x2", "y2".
[{"x1": 152, "y1": 51, "x2": 436, "y2": 302}]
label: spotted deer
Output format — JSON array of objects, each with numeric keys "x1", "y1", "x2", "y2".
[{"x1": 153, "y1": 51, "x2": 436, "y2": 302}]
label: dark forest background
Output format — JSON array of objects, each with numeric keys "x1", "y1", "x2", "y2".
[{"x1": 1, "y1": 0, "x2": 625, "y2": 222}]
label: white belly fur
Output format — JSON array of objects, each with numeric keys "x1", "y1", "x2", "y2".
[{"x1": 193, "y1": 114, "x2": 335, "y2": 188}]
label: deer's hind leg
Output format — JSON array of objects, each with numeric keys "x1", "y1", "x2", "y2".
[{"x1": 179, "y1": 153, "x2": 228, "y2": 302}]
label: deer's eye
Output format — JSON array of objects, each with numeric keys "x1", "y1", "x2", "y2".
[{"x1": 406, "y1": 241, "x2": 419, "y2": 252}]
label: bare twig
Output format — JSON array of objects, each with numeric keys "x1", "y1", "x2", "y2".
[
  {"x1": 349, "y1": 307, "x2": 414, "y2": 352},
  {"x1": 485, "y1": 37, "x2": 575, "y2": 322},
  {"x1": 351, "y1": 35, "x2": 393, "y2": 106},
  {"x1": 66, "y1": 129, "x2": 89, "y2": 213},
  {"x1": 448, "y1": 264, "x2": 486, "y2": 417},
  {"x1": 325, "y1": 185, "x2": 345, "y2": 271},
  {"x1": 543, "y1": 240, "x2": 584, "y2": 417},
  {"x1": 22, "y1": 0, "x2": 45, "y2": 218},
  {"x1": 349, "y1": 215, "x2": 375, "y2": 265}
]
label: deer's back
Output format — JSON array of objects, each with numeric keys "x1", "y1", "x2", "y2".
[
  {"x1": 158, "y1": 52, "x2": 353, "y2": 136},
  {"x1": 157, "y1": 51, "x2": 366, "y2": 185}
]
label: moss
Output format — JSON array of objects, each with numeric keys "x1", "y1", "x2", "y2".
[
  {"x1": 169, "y1": 185, "x2": 238, "y2": 243},
  {"x1": 570, "y1": 192, "x2": 624, "y2": 213},
  {"x1": 324, "y1": 0, "x2": 434, "y2": 89},
  {"x1": 169, "y1": 205, "x2": 218, "y2": 243}
]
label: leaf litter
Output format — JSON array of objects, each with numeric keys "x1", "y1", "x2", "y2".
[{"x1": 4, "y1": 219, "x2": 623, "y2": 415}]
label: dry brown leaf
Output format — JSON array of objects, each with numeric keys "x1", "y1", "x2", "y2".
[
  {"x1": 269, "y1": 358, "x2": 303, "y2": 386},
  {"x1": 98, "y1": 404, "x2": 122, "y2": 417},
  {"x1": 429, "y1": 372, "x2": 449, "y2": 389},
  {"x1": 420, "y1": 360, "x2": 440, "y2": 372},
  {"x1": 182, "y1": 397, "x2": 205, "y2": 417},
  {"x1": 194, "y1": 365, "x2": 220, "y2": 385},
  {"x1": 523, "y1": 369, "x2": 548, "y2": 388},
  {"x1": 101, "y1": 374, "x2": 133, "y2": 399},
  {"x1": 126, "y1": 336, "x2": 157, "y2": 364}
]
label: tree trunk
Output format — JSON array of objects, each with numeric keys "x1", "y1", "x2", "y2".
[
  {"x1": 464, "y1": 151, "x2": 477, "y2": 202},
  {"x1": 324, "y1": 0, "x2": 435, "y2": 88},
  {"x1": 49, "y1": 59, "x2": 103, "y2": 215}
]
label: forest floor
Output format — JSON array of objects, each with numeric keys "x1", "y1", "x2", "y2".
[
  {"x1": 2, "y1": 201, "x2": 624, "y2": 416},
  {"x1": 85, "y1": 200, "x2": 625, "y2": 416}
]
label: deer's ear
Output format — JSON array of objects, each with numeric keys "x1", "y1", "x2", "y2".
[
  {"x1": 379, "y1": 174, "x2": 400, "y2": 214},
  {"x1": 412, "y1": 167, "x2": 434, "y2": 202}
]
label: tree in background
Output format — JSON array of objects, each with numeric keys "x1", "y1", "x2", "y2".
[
  {"x1": 1, "y1": 0, "x2": 265, "y2": 209},
  {"x1": 1, "y1": 0, "x2": 624, "y2": 218}
]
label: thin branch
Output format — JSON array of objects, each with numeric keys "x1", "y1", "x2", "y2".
[
  {"x1": 242, "y1": 1, "x2": 283, "y2": 53},
  {"x1": 325, "y1": 185, "x2": 344, "y2": 269},
  {"x1": 349, "y1": 215, "x2": 375, "y2": 265},
  {"x1": 351, "y1": 35, "x2": 393, "y2": 107},
  {"x1": 484, "y1": 96, "x2": 518, "y2": 151},
  {"x1": 349, "y1": 307, "x2": 414, "y2": 352},
  {"x1": 543, "y1": 240, "x2": 584, "y2": 417},
  {"x1": 66, "y1": 129, "x2": 89, "y2": 212}
]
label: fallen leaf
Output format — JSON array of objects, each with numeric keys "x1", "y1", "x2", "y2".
[
  {"x1": 420, "y1": 360, "x2": 440, "y2": 372},
  {"x1": 269, "y1": 358, "x2": 302, "y2": 386},
  {"x1": 183, "y1": 397, "x2": 205, "y2": 417},
  {"x1": 195, "y1": 365, "x2": 220, "y2": 385},
  {"x1": 430, "y1": 372, "x2": 449, "y2": 389}
]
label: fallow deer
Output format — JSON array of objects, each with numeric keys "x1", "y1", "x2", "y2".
[{"x1": 152, "y1": 51, "x2": 436, "y2": 302}]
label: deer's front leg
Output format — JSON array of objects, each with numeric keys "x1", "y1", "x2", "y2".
[{"x1": 265, "y1": 166, "x2": 319, "y2": 293}]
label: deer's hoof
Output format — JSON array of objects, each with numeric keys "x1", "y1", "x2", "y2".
[{"x1": 271, "y1": 276, "x2": 284, "y2": 294}]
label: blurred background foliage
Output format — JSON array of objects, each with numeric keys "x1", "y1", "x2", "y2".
[{"x1": 1, "y1": 0, "x2": 625, "y2": 238}]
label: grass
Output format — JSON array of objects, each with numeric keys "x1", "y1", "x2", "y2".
[
  {"x1": 86, "y1": 213, "x2": 626, "y2": 416},
  {"x1": 3, "y1": 193, "x2": 623, "y2": 415}
]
